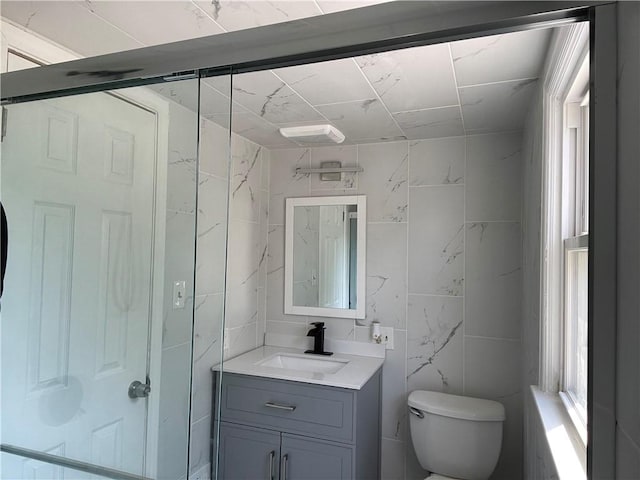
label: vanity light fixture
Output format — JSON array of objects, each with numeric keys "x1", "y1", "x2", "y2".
[{"x1": 295, "y1": 161, "x2": 363, "y2": 181}]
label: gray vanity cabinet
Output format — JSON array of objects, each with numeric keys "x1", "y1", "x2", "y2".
[
  {"x1": 218, "y1": 423, "x2": 281, "y2": 480},
  {"x1": 214, "y1": 369, "x2": 381, "y2": 480}
]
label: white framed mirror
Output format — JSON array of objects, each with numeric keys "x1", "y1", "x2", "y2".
[{"x1": 284, "y1": 195, "x2": 366, "y2": 319}]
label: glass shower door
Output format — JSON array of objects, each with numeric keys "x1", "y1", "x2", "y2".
[{"x1": 0, "y1": 77, "x2": 201, "y2": 479}]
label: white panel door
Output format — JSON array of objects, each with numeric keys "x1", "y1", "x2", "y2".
[
  {"x1": 318, "y1": 205, "x2": 349, "y2": 309},
  {"x1": 1, "y1": 92, "x2": 156, "y2": 478}
]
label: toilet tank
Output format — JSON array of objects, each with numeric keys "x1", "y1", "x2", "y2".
[{"x1": 408, "y1": 391, "x2": 505, "y2": 480}]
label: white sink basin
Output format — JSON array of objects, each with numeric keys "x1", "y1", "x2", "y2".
[{"x1": 257, "y1": 353, "x2": 349, "y2": 374}]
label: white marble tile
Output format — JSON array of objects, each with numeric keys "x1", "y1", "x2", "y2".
[
  {"x1": 0, "y1": 1, "x2": 144, "y2": 57},
  {"x1": 257, "y1": 287, "x2": 266, "y2": 345},
  {"x1": 315, "y1": 99, "x2": 404, "y2": 142},
  {"x1": 408, "y1": 186, "x2": 464, "y2": 296},
  {"x1": 205, "y1": 111, "x2": 296, "y2": 149},
  {"x1": 465, "y1": 222, "x2": 522, "y2": 340},
  {"x1": 407, "y1": 295, "x2": 463, "y2": 395},
  {"x1": 356, "y1": 43, "x2": 458, "y2": 112},
  {"x1": 194, "y1": 0, "x2": 321, "y2": 32},
  {"x1": 451, "y1": 29, "x2": 551, "y2": 87},
  {"x1": 261, "y1": 148, "x2": 271, "y2": 191},
  {"x1": 149, "y1": 80, "x2": 201, "y2": 114},
  {"x1": 258, "y1": 189, "x2": 270, "y2": 289},
  {"x1": 226, "y1": 323, "x2": 258, "y2": 359},
  {"x1": 81, "y1": 1, "x2": 225, "y2": 47},
  {"x1": 465, "y1": 132, "x2": 522, "y2": 222},
  {"x1": 225, "y1": 220, "x2": 259, "y2": 329},
  {"x1": 192, "y1": 294, "x2": 223, "y2": 422},
  {"x1": 358, "y1": 141, "x2": 408, "y2": 222},
  {"x1": 266, "y1": 225, "x2": 308, "y2": 323},
  {"x1": 460, "y1": 78, "x2": 538, "y2": 134},
  {"x1": 269, "y1": 148, "x2": 310, "y2": 225},
  {"x1": 266, "y1": 320, "x2": 310, "y2": 338},
  {"x1": 163, "y1": 211, "x2": 196, "y2": 349},
  {"x1": 167, "y1": 103, "x2": 199, "y2": 214},
  {"x1": 225, "y1": 70, "x2": 325, "y2": 125},
  {"x1": 276, "y1": 58, "x2": 375, "y2": 106},
  {"x1": 309, "y1": 318, "x2": 355, "y2": 341},
  {"x1": 364, "y1": 223, "x2": 407, "y2": 329},
  {"x1": 230, "y1": 134, "x2": 262, "y2": 223},
  {"x1": 157, "y1": 343, "x2": 191, "y2": 480},
  {"x1": 394, "y1": 106, "x2": 465, "y2": 140},
  {"x1": 189, "y1": 415, "x2": 211, "y2": 474},
  {"x1": 463, "y1": 336, "x2": 521, "y2": 398},
  {"x1": 381, "y1": 329, "x2": 408, "y2": 441},
  {"x1": 195, "y1": 174, "x2": 228, "y2": 296},
  {"x1": 309, "y1": 145, "x2": 358, "y2": 190},
  {"x1": 381, "y1": 438, "x2": 406, "y2": 480},
  {"x1": 199, "y1": 117, "x2": 229, "y2": 179},
  {"x1": 409, "y1": 137, "x2": 465, "y2": 186}
]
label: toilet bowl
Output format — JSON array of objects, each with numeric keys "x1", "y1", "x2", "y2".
[{"x1": 408, "y1": 390, "x2": 505, "y2": 480}]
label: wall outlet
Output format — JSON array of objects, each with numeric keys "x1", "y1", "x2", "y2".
[
  {"x1": 223, "y1": 328, "x2": 230, "y2": 353},
  {"x1": 379, "y1": 327, "x2": 394, "y2": 350}
]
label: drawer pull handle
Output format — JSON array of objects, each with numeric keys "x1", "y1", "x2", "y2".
[
  {"x1": 282, "y1": 454, "x2": 289, "y2": 480},
  {"x1": 268, "y1": 450, "x2": 275, "y2": 480},
  {"x1": 264, "y1": 402, "x2": 296, "y2": 412}
]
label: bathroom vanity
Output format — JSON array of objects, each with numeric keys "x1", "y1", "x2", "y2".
[{"x1": 212, "y1": 346, "x2": 383, "y2": 480}]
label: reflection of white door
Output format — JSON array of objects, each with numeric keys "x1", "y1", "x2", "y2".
[
  {"x1": 318, "y1": 205, "x2": 349, "y2": 309},
  {"x1": 1, "y1": 91, "x2": 156, "y2": 478}
]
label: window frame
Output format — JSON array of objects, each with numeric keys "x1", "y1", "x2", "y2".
[{"x1": 539, "y1": 22, "x2": 590, "y2": 445}]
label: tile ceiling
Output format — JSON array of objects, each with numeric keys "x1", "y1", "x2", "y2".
[{"x1": 2, "y1": 1, "x2": 553, "y2": 148}]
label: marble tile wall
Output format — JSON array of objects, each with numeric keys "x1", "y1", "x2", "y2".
[
  {"x1": 266, "y1": 132, "x2": 523, "y2": 480},
  {"x1": 188, "y1": 116, "x2": 270, "y2": 479},
  {"x1": 157, "y1": 101, "x2": 199, "y2": 480}
]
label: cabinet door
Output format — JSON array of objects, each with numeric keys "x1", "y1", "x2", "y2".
[
  {"x1": 219, "y1": 422, "x2": 281, "y2": 480},
  {"x1": 280, "y1": 434, "x2": 353, "y2": 480}
]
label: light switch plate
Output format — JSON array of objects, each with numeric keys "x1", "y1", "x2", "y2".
[{"x1": 173, "y1": 280, "x2": 186, "y2": 309}]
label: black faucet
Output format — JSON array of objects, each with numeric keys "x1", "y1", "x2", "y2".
[{"x1": 305, "y1": 322, "x2": 333, "y2": 356}]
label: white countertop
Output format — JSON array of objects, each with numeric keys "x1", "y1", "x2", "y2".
[{"x1": 213, "y1": 345, "x2": 384, "y2": 390}]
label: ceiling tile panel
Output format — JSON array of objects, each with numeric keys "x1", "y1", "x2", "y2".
[
  {"x1": 356, "y1": 43, "x2": 459, "y2": 113},
  {"x1": 460, "y1": 79, "x2": 538, "y2": 134},
  {"x1": 81, "y1": 1, "x2": 225, "y2": 46},
  {"x1": 275, "y1": 59, "x2": 375, "y2": 106},
  {"x1": 210, "y1": 112, "x2": 297, "y2": 148},
  {"x1": 230, "y1": 71, "x2": 326, "y2": 125},
  {"x1": 393, "y1": 106, "x2": 464, "y2": 140},
  {"x1": 451, "y1": 29, "x2": 551, "y2": 87},
  {"x1": 316, "y1": 99, "x2": 404, "y2": 141},
  {"x1": 192, "y1": 0, "x2": 321, "y2": 32},
  {"x1": 1, "y1": 1, "x2": 143, "y2": 56}
]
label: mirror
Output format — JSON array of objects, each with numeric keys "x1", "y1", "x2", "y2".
[{"x1": 284, "y1": 196, "x2": 366, "y2": 319}]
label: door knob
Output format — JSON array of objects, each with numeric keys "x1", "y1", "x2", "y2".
[{"x1": 128, "y1": 380, "x2": 151, "y2": 398}]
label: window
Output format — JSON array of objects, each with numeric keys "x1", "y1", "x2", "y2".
[{"x1": 559, "y1": 91, "x2": 589, "y2": 442}]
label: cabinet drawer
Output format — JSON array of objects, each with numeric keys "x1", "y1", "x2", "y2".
[{"x1": 219, "y1": 374, "x2": 355, "y2": 443}]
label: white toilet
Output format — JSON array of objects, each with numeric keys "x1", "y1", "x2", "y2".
[{"x1": 408, "y1": 390, "x2": 505, "y2": 480}]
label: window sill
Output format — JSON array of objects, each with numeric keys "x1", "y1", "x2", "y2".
[{"x1": 530, "y1": 386, "x2": 586, "y2": 480}]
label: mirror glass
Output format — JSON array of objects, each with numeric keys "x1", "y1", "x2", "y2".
[{"x1": 285, "y1": 196, "x2": 366, "y2": 319}]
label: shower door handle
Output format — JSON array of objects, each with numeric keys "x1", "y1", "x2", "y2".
[{"x1": 128, "y1": 380, "x2": 151, "y2": 398}]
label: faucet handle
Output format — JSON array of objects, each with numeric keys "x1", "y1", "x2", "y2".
[{"x1": 310, "y1": 321, "x2": 325, "y2": 329}]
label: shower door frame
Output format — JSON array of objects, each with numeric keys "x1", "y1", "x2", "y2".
[
  {"x1": 0, "y1": 2, "x2": 618, "y2": 479},
  {"x1": 0, "y1": 23, "x2": 173, "y2": 479}
]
